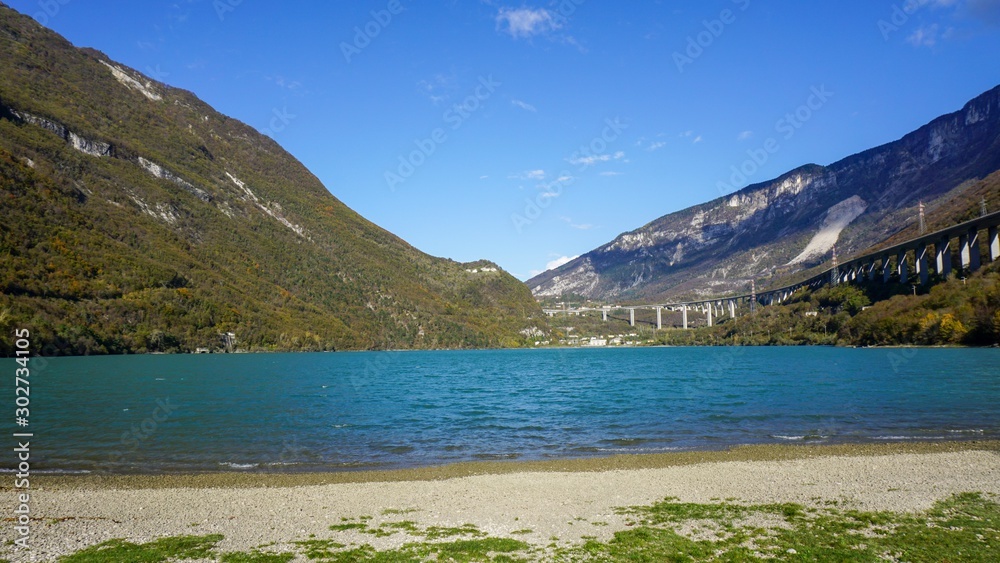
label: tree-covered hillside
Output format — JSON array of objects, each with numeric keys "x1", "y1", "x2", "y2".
[{"x1": 0, "y1": 4, "x2": 545, "y2": 355}]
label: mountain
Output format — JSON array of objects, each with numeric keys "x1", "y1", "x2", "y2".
[
  {"x1": 0, "y1": 4, "x2": 544, "y2": 355},
  {"x1": 528, "y1": 85, "x2": 1000, "y2": 302}
]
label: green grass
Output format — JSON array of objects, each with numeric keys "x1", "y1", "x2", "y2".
[
  {"x1": 329, "y1": 522, "x2": 369, "y2": 532},
  {"x1": 46, "y1": 492, "x2": 1000, "y2": 562},
  {"x1": 292, "y1": 539, "x2": 347, "y2": 560},
  {"x1": 57, "y1": 534, "x2": 222, "y2": 562},
  {"x1": 423, "y1": 523, "x2": 485, "y2": 540},
  {"x1": 219, "y1": 551, "x2": 294, "y2": 563},
  {"x1": 382, "y1": 508, "x2": 420, "y2": 516}
]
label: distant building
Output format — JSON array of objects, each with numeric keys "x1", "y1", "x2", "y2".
[
  {"x1": 804, "y1": 311, "x2": 818, "y2": 317},
  {"x1": 220, "y1": 332, "x2": 237, "y2": 353}
]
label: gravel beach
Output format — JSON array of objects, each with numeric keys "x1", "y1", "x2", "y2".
[{"x1": 4, "y1": 441, "x2": 999, "y2": 562}]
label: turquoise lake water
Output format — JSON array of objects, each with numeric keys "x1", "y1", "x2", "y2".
[{"x1": 3, "y1": 347, "x2": 999, "y2": 473}]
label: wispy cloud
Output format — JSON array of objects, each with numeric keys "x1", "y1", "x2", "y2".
[
  {"x1": 646, "y1": 141, "x2": 667, "y2": 152},
  {"x1": 907, "y1": 24, "x2": 942, "y2": 46},
  {"x1": 496, "y1": 7, "x2": 561, "y2": 39},
  {"x1": 529, "y1": 254, "x2": 582, "y2": 277},
  {"x1": 560, "y1": 217, "x2": 594, "y2": 230},
  {"x1": 600, "y1": 171, "x2": 624, "y2": 176},
  {"x1": 267, "y1": 75, "x2": 303, "y2": 91},
  {"x1": 511, "y1": 169, "x2": 546, "y2": 181},
  {"x1": 737, "y1": 130, "x2": 754, "y2": 141},
  {"x1": 568, "y1": 151, "x2": 626, "y2": 167},
  {"x1": 678, "y1": 130, "x2": 703, "y2": 144},
  {"x1": 511, "y1": 99, "x2": 537, "y2": 112},
  {"x1": 417, "y1": 72, "x2": 459, "y2": 104}
]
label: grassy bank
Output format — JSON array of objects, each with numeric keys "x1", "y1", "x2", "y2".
[{"x1": 42, "y1": 490, "x2": 1000, "y2": 562}]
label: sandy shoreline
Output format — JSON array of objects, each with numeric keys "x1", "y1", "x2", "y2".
[{"x1": 5, "y1": 441, "x2": 1000, "y2": 562}]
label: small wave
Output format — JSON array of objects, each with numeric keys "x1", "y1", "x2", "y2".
[
  {"x1": 873, "y1": 435, "x2": 949, "y2": 441},
  {"x1": 218, "y1": 462, "x2": 259, "y2": 469},
  {"x1": 946, "y1": 429, "x2": 984, "y2": 434},
  {"x1": 773, "y1": 434, "x2": 829, "y2": 441},
  {"x1": 472, "y1": 453, "x2": 521, "y2": 460}
]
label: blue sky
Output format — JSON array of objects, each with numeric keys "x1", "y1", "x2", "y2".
[{"x1": 8, "y1": 0, "x2": 1000, "y2": 279}]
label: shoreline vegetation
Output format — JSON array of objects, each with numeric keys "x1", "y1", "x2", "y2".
[
  {"x1": 11, "y1": 441, "x2": 1000, "y2": 562},
  {"x1": 3, "y1": 260, "x2": 998, "y2": 358}
]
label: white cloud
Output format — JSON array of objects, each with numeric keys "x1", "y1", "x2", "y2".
[
  {"x1": 545, "y1": 255, "x2": 579, "y2": 271},
  {"x1": 568, "y1": 154, "x2": 608, "y2": 167},
  {"x1": 479, "y1": 175, "x2": 489, "y2": 180},
  {"x1": 692, "y1": 135, "x2": 703, "y2": 144},
  {"x1": 647, "y1": 141, "x2": 666, "y2": 151},
  {"x1": 496, "y1": 7, "x2": 561, "y2": 39},
  {"x1": 511, "y1": 169, "x2": 546, "y2": 181},
  {"x1": 417, "y1": 72, "x2": 459, "y2": 104},
  {"x1": 568, "y1": 150, "x2": 625, "y2": 168},
  {"x1": 907, "y1": 24, "x2": 941, "y2": 46},
  {"x1": 511, "y1": 99, "x2": 537, "y2": 112},
  {"x1": 737, "y1": 130, "x2": 754, "y2": 141},
  {"x1": 600, "y1": 171, "x2": 624, "y2": 176}
]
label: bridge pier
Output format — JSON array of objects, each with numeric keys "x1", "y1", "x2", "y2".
[
  {"x1": 729, "y1": 299, "x2": 736, "y2": 319},
  {"x1": 936, "y1": 237, "x2": 952, "y2": 278},
  {"x1": 883, "y1": 254, "x2": 892, "y2": 283},
  {"x1": 656, "y1": 307, "x2": 662, "y2": 330},
  {"x1": 916, "y1": 243, "x2": 929, "y2": 285},
  {"x1": 682, "y1": 306, "x2": 688, "y2": 330},
  {"x1": 602, "y1": 308, "x2": 608, "y2": 321},
  {"x1": 969, "y1": 228, "x2": 982, "y2": 272},
  {"x1": 897, "y1": 250, "x2": 909, "y2": 284},
  {"x1": 990, "y1": 225, "x2": 999, "y2": 262},
  {"x1": 867, "y1": 258, "x2": 877, "y2": 282},
  {"x1": 959, "y1": 232, "x2": 971, "y2": 270},
  {"x1": 706, "y1": 305, "x2": 713, "y2": 328},
  {"x1": 629, "y1": 308, "x2": 635, "y2": 327}
]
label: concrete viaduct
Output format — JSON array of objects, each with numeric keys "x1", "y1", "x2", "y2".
[{"x1": 543, "y1": 210, "x2": 1000, "y2": 330}]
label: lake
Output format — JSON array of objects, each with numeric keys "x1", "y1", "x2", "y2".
[{"x1": 3, "y1": 347, "x2": 998, "y2": 473}]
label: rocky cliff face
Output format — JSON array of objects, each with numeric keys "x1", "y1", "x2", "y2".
[{"x1": 529, "y1": 85, "x2": 1000, "y2": 302}]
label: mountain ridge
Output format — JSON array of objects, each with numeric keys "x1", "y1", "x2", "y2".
[
  {"x1": 0, "y1": 4, "x2": 544, "y2": 355},
  {"x1": 528, "y1": 84, "x2": 1000, "y2": 302}
]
